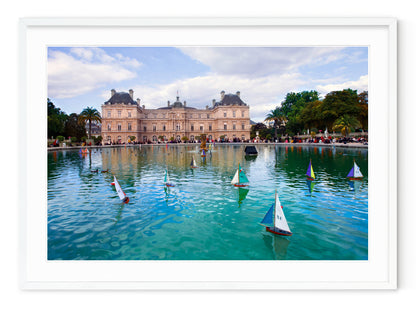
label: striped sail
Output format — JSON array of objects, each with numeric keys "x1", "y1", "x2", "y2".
[
  {"x1": 306, "y1": 160, "x2": 315, "y2": 179},
  {"x1": 113, "y1": 176, "x2": 126, "y2": 201}
]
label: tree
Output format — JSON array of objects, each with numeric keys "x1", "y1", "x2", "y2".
[
  {"x1": 332, "y1": 115, "x2": 361, "y2": 137},
  {"x1": 265, "y1": 107, "x2": 286, "y2": 139},
  {"x1": 280, "y1": 90, "x2": 319, "y2": 134},
  {"x1": 357, "y1": 91, "x2": 368, "y2": 130},
  {"x1": 78, "y1": 107, "x2": 101, "y2": 139},
  {"x1": 320, "y1": 89, "x2": 360, "y2": 129},
  {"x1": 64, "y1": 113, "x2": 86, "y2": 140},
  {"x1": 47, "y1": 98, "x2": 67, "y2": 138}
]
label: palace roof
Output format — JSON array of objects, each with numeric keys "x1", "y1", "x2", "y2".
[{"x1": 104, "y1": 92, "x2": 138, "y2": 105}]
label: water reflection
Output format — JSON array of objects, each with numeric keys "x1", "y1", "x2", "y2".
[
  {"x1": 306, "y1": 180, "x2": 316, "y2": 195},
  {"x1": 262, "y1": 233, "x2": 291, "y2": 260}
]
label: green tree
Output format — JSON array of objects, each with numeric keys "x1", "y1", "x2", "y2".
[
  {"x1": 357, "y1": 91, "x2": 368, "y2": 130},
  {"x1": 78, "y1": 107, "x2": 101, "y2": 139},
  {"x1": 64, "y1": 113, "x2": 86, "y2": 140},
  {"x1": 280, "y1": 90, "x2": 319, "y2": 134},
  {"x1": 320, "y1": 89, "x2": 360, "y2": 129},
  {"x1": 332, "y1": 115, "x2": 361, "y2": 137},
  {"x1": 47, "y1": 98, "x2": 67, "y2": 138}
]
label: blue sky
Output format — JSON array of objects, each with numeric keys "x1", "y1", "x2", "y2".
[{"x1": 48, "y1": 46, "x2": 368, "y2": 122}]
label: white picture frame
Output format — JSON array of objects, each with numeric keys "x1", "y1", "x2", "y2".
[{"x1": 19, "y1": 17, "x2": 397, "y2": 290}]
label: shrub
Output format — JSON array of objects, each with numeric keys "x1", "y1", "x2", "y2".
[
  {"x1": 57, "y1": 135, "x2": 65, "y2": 142},
  {"x1": 70, "y1": 137, "x2": 78, "y2": 143}
]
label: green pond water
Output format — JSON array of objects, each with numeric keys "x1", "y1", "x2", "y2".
[{"x1": 48, "y1": 144, "x2": 368, "y2": 260}]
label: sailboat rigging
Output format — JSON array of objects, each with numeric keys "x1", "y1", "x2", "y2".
[
  {"x1": 347, "y1": 160, "x2": 364, "y2": 180},
  {"x1": 164, "y1": 169, "x2": 175, "y2": 187},
  {"x1": 111, "y1": 176, "x2": 129, "y2": 204},
  {"x1": 231, "y1": 163, "x2": 249, "y2": 187},
  {"x1": 260, "y1": 190, "x2": 292, "y2": 236}
]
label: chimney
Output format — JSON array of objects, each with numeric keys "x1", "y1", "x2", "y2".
[
  {"x1": 220, "y1": 90, "x2": 225, "y2": 100},
  {"x1": 206, "y1": 105, "x2": 209, "y2": 110},
  {"x1": 137, "y1": 98, "x2": 141, "y2": 105},
  {"x1": 111, "y1": 89, "x2": 116, "y2": 97},
  {"x1": 129, "y1": 89, "x2": 134, "y2": 99},
  {"x1": 212, "y1": 99, "x2": 216, "y2": 106},
  {"x1": 184, "y1": 101, "x2": 186, "y2": 107},
  {"x1": 167, "y1": 100, "x2": 170, "y2": 107},
  {"x1": 236, "y1": 91, "x2": 240, "y2": 98}
]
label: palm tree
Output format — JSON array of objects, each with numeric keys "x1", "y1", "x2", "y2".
[
  {"x1": 332, "y1": 115, "x2": 361, "y2": 137},
  {"x1": 265, "y1": 107, "x2": 286, "y2": 139},
  {"x1": 79, "y1": 107, "x2": 101, "y2": 139}
]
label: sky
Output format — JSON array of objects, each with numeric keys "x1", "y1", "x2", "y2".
[{"x1": 47, "y1": 46, "x2": 368, "y2": 122}]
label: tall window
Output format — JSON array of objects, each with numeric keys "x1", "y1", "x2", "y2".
[
  {"x1": 176, "y1": 123, "x2": 180, "y2": 131},
  {"x1": 163, "y1": 125, "x2": 166, "y2": 131},
  {"x1": 107, "y1": 111, "x2": 111, "y2": 118},
  {"x1": 191, "y1": 124, "x2": 194, "y2": 131},
  {"x1": 233, "y1": 124, "x2": 236, "y2": 130},
  {"x1": 128, "y1": 123, "x2": 132, "y2": 131},
  {"x1": 242, "y1": 111, "x2": 245, "y2": 117},
  {"x1": 224, "y1": 112, "x2": 227, "y2": 117},
  {"x1": 224, "y1": 123, "x2": 227, "y2": 130},
  {"x1": 242, "y1": 123, "x2": 245, "y2": 130},
  {"x1": 128, "y1": 111, "x2": 132, "y2": 118},
  {"x1": 107, "y1": 123, "x2": 111, "y2": 131},
  {"x1": 209, "y1": 124, "x2": 212, "y2": 131},
  {"x1": 153, "y1": 125, "x2": 156, "y2": 132},
  {"x1": 207, "y1": 114, "x2": 210, "y2": 119},
  {"x1": 200, "y1": 125, "x2": 204, "y2": 131},
  {"x1": 233, "y1": 110, "x2": 236, "y2": 117},
  {"x1": 143, "y1": 126, "x2": 147, "y2": 132},
  {"x1": 118, "y1": 123, "x2": 121, "y2": 131},
  {"x1": 118, "y1": 111, "x2": 121, "y2": 117}
]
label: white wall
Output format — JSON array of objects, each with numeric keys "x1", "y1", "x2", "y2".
[{"x1": 1, "y1": 1, "x2": 414, "y2": 310}]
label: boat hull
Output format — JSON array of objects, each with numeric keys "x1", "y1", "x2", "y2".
[
  {"x1": 266, "y1": 227, "x2": 292, "y2": 236},
  {"x1": 306, "y1": 177, "x2": 315, "y2": 181},
  {"x1": 348, "y1": 177, "x2": 363, "y2": 181},
  {"x1": 165, "y1": 183, "x2": 175, "y2": 187},
  {"x1": 233, "y1": 184, "x2": 248, "y2": 187}
]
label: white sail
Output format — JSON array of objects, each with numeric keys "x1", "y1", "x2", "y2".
[
  {"x1": 113, "y1": 176, "x2": 126, "y2": 200},
  {"x1": 353, "y1": 162, "x2": 363, "y2": 178},
  {"x1": 231, "y1": 169, "x2": 239, "y2": 184},
  {"x1": 274, "y1": 191, "x2": 291, "y2": 233}
]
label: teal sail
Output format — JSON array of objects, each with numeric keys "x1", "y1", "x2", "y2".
[
  {"x1": 239, "y1": 168, "x2": 249, "y2": 184},
  {"x1": 260, "y1": 204, "x2": 274, "y2": 227}
]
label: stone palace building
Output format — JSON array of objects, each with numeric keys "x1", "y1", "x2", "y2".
[{"x1": 101, "y1": 89, "x2": 250, "y2": 144}]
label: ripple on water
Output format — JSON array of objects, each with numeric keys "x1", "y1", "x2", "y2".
[{"x1": 48, "y1": 145, "x2": 368, "y2": 260}]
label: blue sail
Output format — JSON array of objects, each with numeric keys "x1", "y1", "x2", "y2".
[
  {"x1": 347, "y1": 167, "x2": 355, "y2": 178},
  {"x1": 260, "y1": 204, "x2": 274, "y2": 227}
]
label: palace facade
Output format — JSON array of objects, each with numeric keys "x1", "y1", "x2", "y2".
[{"x1": 101, "y1": 90, "x2": 250, "y2": 144}]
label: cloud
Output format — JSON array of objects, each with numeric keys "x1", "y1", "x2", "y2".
[
  {"x1": 316, "y1": 75, "x2": 368, "y2": 96},
  {"x1": 107, "y1": 72, "x2": 304, "y2": 122},
  {"x1": 48, "y1": 48, "x2": 140, "y2": 99},
  {"x1": 179, "y1": 47, "x2": 345, "y2": 77}
]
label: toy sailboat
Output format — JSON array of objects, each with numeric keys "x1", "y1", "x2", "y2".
[
  {"x1": 164, "y1": 169, "x2": 175, "y2": 187},
  {"x1": 306, "y1": 159, "x2": 315, "y2": 181},
  {"x1": 231, "y1": 163, "x2": 249, "y2": 187},
  {"x1": 111, "y1": 176, "x2": 129, "y2": 203},
  {"x1": 347, "y1": 160, "x2": 364, "y2": 180},
  {"x1": 190, "y1": 156, "x2": 198, "y2": 168},
  {"x1": 260, "y1": 190, "x2": 292, "y2": 236}
]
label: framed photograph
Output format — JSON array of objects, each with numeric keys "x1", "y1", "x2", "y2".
[{"x1": 19, "y1": 17, "x2": 397, "y2": 289}]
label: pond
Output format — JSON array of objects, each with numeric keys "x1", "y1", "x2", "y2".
[{"x1": 48, "y1": 144, "x2": 368, "y2": 260}]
